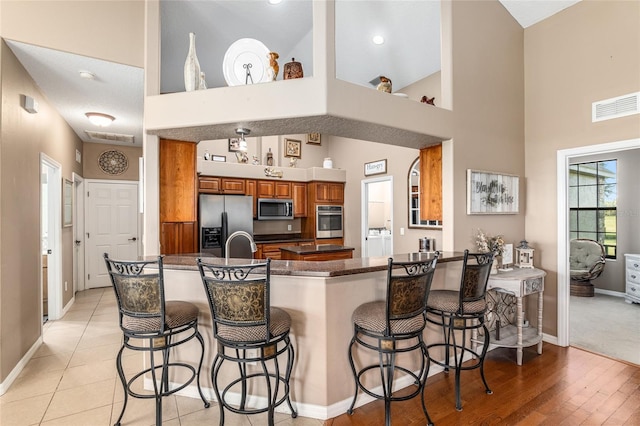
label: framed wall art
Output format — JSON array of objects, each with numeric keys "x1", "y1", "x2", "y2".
[
  {"x1": 364, "y1": 159, "x2": 387, "y2": 176},
  {"x1": 467, "y1": 169, "x2": 519, "y2": 214},
  {"x1": 307, "y1": 132, "x2": 321, "y2": 145},
  {"x1": 284, "y1": 138, "x2": 301, "y2": 158},
  {"x1": 62, "y1": 178, "x2": 73, "y2": 227},
  {"x1": 228, "y1": 138, "x2": 241, "y2": 152}
]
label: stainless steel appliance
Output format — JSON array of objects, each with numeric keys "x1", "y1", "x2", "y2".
[
  {"x1": 257, "y1": 198, "x2": 294, "y2": 220},
  {"x1": 199, "y1": 194, "x2": 254, "y2": 258},
  {"x1": 316, "y1": 205, "x2": 343, "y2": 239}
]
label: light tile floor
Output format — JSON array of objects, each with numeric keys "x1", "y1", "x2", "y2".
[{"x1": 0, "y1": 288, "x2": 324, "y2": 426}]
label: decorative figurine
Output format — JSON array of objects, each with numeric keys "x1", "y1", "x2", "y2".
[
  {"x1": 198, "y1": 71, "x2": 207, "y2": 90},
  {"x1": 420, "y1": 95, "x2": 435, "y2": 105},
  {"x1": 252, "y1": 156, "x2": 259, "y2": 165},
  {"x1": 266, "y1": 148, "x2": 274, "y2": 166},
  {"x1": 376, "y1": 76, "x2": 392, "y2": 93},
  {"x1": 203, "y1": 150, "x2": 210, "y2": 161},
  {"x1": 284, "y1": 58, "x2": 303, "y2": 80},
  {"x1": 267, "y1": 52, "x2": 279, "y2": 81},
  {"x1": 289, "y1": 157, "x2": 297, "y2": 168},
  {"x1": 235, "y1": 151, "x2": 248, "y2": 164}
]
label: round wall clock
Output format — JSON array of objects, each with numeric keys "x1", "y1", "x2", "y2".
[{"x1": 98, "y1": 150, "x2": 129, "y2": 175}]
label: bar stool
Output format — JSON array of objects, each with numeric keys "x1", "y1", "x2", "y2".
[
  {"x1": 425, "y1": 249, "x2": 495, "y2": 411},
  {"x1": 196, "y1": 258, "x2": 297, "y2": 426},
  {"x1": 347, "y1": 254, "x2": 439, "y2": 426},
  {"x1": 103, "y1": 254, "x2": 209, "y2": 426}
]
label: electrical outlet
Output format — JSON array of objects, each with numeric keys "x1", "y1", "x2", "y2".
[
  {"x1": 287, "y1": 224, "x2": 292, "y2": 231},
  {"x1": 64, "y1": 281, "x2": 68, "y2": 291}
]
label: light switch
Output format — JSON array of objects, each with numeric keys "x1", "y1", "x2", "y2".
[{"x1": 400, "y1": 227, "x2": 405, "y2": 235}]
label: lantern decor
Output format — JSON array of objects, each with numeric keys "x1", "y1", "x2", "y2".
[{"x1": 515, "y1": 240, "x2": 535, "y2": 268}]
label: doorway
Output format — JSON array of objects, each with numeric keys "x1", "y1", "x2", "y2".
[
  {"x1": 40, "y1": 154, "x2": 62, "y2": 321},
  {"x1": 361, "y1": 176, "x2": 393, "y2": 257},
  {"x1": 556, "y1": 138, "x2": 640, "y2": 347}
]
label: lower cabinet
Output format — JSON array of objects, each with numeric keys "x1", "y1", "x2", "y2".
[
  {"x1": 160, "y1": 222, "x2": 198, "y2": 255},
  {"x1": 315, "y1": 238, "x2": 344, "y2": 246}
]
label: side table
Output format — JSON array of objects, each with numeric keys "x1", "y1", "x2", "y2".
[{"x1": 472, "y1": 267, "x2": 546, "y2": 365}]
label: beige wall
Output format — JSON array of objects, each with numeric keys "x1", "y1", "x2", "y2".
[
  {"x1": 448, "y1": 1, "x2": 525, "y2": 255},
  {"x1": 524, "y1": 0, "x2": 640, "y2": 335},
  {"x1": 0, "y1": 0, "x2": 144, "y2": 67},
  {"x1": 399, "y1": 71, "x2": 442, "y2": 107},
  {"x1": 83, "y1": 142, "x2": 142, "y2": 180},
  {"x1": 0, "y1": 41, "x2": 83, "y2": 382}
]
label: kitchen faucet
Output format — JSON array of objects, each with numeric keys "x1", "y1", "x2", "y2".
[{"x1": 225, "y1": 231, "x2": 257, "y2": 261}]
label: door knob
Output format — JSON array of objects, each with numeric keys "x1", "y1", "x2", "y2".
[{"x1": 128, "y1": 237, "x2": 137, "y2": 242}]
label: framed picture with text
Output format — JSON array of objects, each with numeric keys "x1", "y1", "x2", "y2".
[{"x1": 467, "y1": 169, "x2": 519, "y2": 214}]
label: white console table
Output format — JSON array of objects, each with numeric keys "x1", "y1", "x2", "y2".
[{"x1": 473, "y1": 267, "x2": 546, "y2": 365}]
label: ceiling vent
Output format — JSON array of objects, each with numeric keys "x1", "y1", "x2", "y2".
[
  {"x1": 85, "y1": 130, "x2": 135, "y2": 144},
  {"x1": 592, "y1": 92, "x2": 639, "y2": 122}
]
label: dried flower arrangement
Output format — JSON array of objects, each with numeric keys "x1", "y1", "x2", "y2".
[{"x1": 475, "y1": 229, "x2": 505, "y2": 256}]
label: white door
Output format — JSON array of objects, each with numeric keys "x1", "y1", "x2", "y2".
[
  {"x1": 41, "y1": 154, "x2": 62, "y2": 320},
  {"x1": 85, "y1": 180, "x2": 139, "y2": 289},
  {"x1": 73, "y1": 174, "x2": 85, "y2": 292}
]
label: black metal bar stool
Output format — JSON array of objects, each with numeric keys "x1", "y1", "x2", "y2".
[
  {"x1": 347, "y1": 254, "x2": 440, "y2": 426},
  {"x1": 196, "y1": 258, "x2": 297, "y2": 426},
  {"x1": 103, "y1": 254, "x2": 209, "y2": 426},
  {"x1": 425, "y1": 249, "x2": 495, "y2": 411}
]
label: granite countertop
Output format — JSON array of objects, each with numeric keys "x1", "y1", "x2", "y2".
[
  {"x1": 157, "y1": 251, "x2": 465, "y2": 278},
  {"x1": 253, "y1": 234, "x2": 315, "y2": 244},
  {"x1": 279, "y1": 244, "x2": 355, "y2": 255}
]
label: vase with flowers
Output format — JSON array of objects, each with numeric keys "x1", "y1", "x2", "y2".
[{"x1": 475, "y1": 229, "x2": 504, "y2": 274}]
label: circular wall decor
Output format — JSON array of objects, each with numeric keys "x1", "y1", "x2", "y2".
[{"x1": 98, "y1": 150, "x2": 129, "y2": 175}]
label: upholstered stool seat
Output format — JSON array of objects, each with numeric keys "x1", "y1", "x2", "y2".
[
  {"x1": 347, "y1": 255, "x2": 439, "y2": 426},
  {"x1": 426, "y1": 250, "x2": 494, "y2": 411},
  {"x1": 197, "y1": 258, "x2": 297, "y2": 426},
  {"x1": 104, "y1": 254, "x2": 209, "y2": 426}
]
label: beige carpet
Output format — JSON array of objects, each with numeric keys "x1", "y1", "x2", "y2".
[{"x1": 570, "y1": 293, "x2": 640, "y2": 365}]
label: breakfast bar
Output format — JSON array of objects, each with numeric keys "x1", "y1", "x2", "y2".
[{"x1": 156, "y1": 252, "x2": 465, "y2": 420}]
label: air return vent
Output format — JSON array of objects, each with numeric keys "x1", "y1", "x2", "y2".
[
  {"x1": 592, "y1": 92, "x2": 639, "y2": 122},
  {"x1": 85, "y1": 130, "x2": 135, "y2": 144}
]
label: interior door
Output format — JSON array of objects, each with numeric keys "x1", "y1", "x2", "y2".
[{"x1": 85, "y1": 180, "x2": 139, "y2": 289}]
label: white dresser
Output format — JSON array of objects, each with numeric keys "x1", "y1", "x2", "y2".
[{"x1": 624, "y1": 254, "x2": 640, "y2": 304}]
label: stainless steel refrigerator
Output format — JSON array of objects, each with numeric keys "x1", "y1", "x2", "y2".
[{"x1": 199, "y1": 194, "x2": 254, "y2": 258}]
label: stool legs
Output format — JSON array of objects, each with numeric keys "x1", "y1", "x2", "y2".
[{"x1": 347, "y1": 332, "x2": 433, "y2": 426}]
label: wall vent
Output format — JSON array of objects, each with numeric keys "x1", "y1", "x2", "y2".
[
  {"x1": 85, "y1": 130, "x2": 135, "y2": 144},
  {"x1": 592, "y1": 92, "x2": 639, "y2": 122}
]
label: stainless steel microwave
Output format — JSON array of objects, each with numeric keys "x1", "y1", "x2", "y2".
[
  {"x1": 257, "y1": 198, "x2": 294, "y2": 220},
  {"x1": 316, "y1": 205, "x2": 343, "y2": 238}
]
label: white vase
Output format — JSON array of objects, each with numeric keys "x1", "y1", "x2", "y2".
[
  {"x1": 323, "y1": 158, "x2": 333, "y2": 169},
  {"x1": 184, "y1": 32, "x2": 201, "y2": 92}
]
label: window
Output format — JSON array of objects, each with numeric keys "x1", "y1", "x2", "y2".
[{"x1": 569, "y1": 160, "x2": 617, "y2": 258}]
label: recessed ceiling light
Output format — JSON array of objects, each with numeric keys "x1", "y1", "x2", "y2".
[
  {"x1": 85, "y1": 112, "x2": 115, "y2": 127},
  {"x1": 268, "y1": 0, "x2": 282, "y2": 4},
  {"x1": 79, "y1": 71, "x2": 95, "y2": 80},
  {"x1": 372, "y1": 35, "x2": 385, "y2": 45}
]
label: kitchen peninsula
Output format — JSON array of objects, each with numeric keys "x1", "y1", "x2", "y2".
[{"x1": 158, "y1": 252, "x2": 464, "y2": 420}]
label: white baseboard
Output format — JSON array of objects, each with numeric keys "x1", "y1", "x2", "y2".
[
  {"x1": 0, "y1": 337, "x2": 43, "y2": 396},
  {"x1": 61, "y1": 295, "x2": 75, "y2": 318},
  {"x1": 594, "y1": 288, "x2": 626, "y2": 298}
]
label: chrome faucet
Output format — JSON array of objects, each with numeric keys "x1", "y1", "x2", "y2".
[{"x1": 225, "y1": 231, "x2": 257, "y2": 261}]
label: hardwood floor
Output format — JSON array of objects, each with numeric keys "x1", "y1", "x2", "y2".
[{"x1": 326, "y1": 344, "x2": 640, "y2": 425}]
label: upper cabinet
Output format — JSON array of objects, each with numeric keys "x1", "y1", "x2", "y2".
[
  {"x1": 311, "y1": 182, "x2": 344, "y2": 204},
  {"x1": 408, "y1": 144, "x2": 443, "y2": 228},
  {"x1": 159, "y1": 139, "x2": 196, "y2": 222}
]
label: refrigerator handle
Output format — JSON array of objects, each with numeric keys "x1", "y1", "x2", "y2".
[{"x1": 221, "y1": 211, "x2": 228, "y2": 258}]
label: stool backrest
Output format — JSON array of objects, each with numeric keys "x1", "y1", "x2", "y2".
[
  {"x1": 197, "y1": 259, "x2": 271, "y2": 343},
  {"x1": 386, "y1": 254, "x2": 439, "y2": 332},
  {"x1": 458, "y1": 250, "x2": 494, "y2": 313},
  {"x1": 103, "y1": 254, "x2": 166, "y2": 335}
]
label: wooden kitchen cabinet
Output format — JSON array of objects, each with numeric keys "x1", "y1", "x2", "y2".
[
  {"x1": 199, "y1": 176, "x2": 245, "y2": 194},
  {"x1": 419, "y1": 144, "x2": 442, "y2": 222},
  {"x1": 255, "y1": 242, "x2": 299, "y2": 260},
  {"x1": 245, "y1": 179, "x2": 257, "y2": 218},
  {"x1": 293, "y1": 182, "x2": 307, "y2": 217},
  {"x1": 257, "y1": 180, "x2": 292, "y2": 199},
  {"x1": 160, "y1": 222, "x2": 198, "y2": 255},
  {"x1": 315, "y1": 237, "x2": 344, "y2": 246},
  {"x1": 312, "y1": 182, "x2": 344, "y2": 204}
]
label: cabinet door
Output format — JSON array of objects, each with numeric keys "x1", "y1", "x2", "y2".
[
  {"x1": 293, "y1": 182, "x2": 307, "y2": 217},
  {"x1": 199, "y1": 176, "x2": 222, "y2": 193},
  {"x1": 221, "y1": 178, "x2": 245, "y2": 194},
  {"x1": 160, "y1": 140, "x2": 197, "y2": 222},
  {"x1": 160, "y1": 222, "x2": 197, "y2": 255},
  {"x1": 275, "y1": 181, "x2": 292, "y2": 198},
  {"x1": 257, "y1": 180, "x2": 275, "y2": 198},
  {"x1": 419, "y1": 144, "x2": 442, "y2": 221},
  {"x1": 245, "y1": 180, "x2": 257, "y2": 218},
  {"x1": 316, "y1": 237, "x2": 344, "y2": 246},
  {"x1": 314, "y1": 182, "x2": 344, "y2": 203},
  {"x1": 328, "y1": 183, "x2": 344, "y2": 203}
]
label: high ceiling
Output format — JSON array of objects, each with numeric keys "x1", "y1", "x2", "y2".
[{"x1": 6, "y1": 0, "x2": 581, "y2": 147}]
